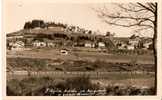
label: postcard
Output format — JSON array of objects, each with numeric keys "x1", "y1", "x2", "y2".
[{"x1": 1, "y1": 0, "x2": 162, "y2": 100}]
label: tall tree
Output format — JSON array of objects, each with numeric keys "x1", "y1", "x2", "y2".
[{"x1": 95, "y1": 2, "x2": 157, "y2": 94}]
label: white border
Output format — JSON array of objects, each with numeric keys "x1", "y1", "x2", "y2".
[
  {"x1": 0, "y1": 0, "x2": 2, "y2": 99},
  {"x1": 1, "y1": 0, "x2": 162, "y2": 100}
]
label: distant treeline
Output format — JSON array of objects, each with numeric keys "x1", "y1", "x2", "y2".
[{"x1": 24, "y1": 19, "x2": 67, "y2": 29}]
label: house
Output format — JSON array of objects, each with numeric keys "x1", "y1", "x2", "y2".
[
  {"x1": 84, "y1": 42, "x2": 95, "y2": 48},
  {"x1": 44, "y1": 39, "x2": 55, "y2": 48},
  {"x1": 47, "y1": 42, "x2": 55, "y2": 47},
  {"x1": 11, "y1": 41, "x2": 25, "y2": 51},
  {"x1": 129, "y1": 39, "x2": 140, "y2": 48},
  {"x1": 33, "y1": 40, "x2": 46, "y2": 47},
  {"x1": 127, "y1": 45, "x2": 135, "y2": 50},
  {"x1": 33, "y1": 27, "x2": 41, "y2": 30},
  {"x1": 98, "y1": 42, "x2": 105, "y2": 48},
  {"x1": 113, "y1": 37, "x2": 129, "y2": 47},
  {"x1": 128, "y1": 35, "x2": 141, "y2": 48},
  {"x1": 85, "y1": 43, "x2": 92, "y2": 48}
]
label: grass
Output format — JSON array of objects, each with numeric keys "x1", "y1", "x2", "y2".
[
  {"x1": 7, "y1": 57, "x2": 48, "y2": 71},
  {"x1": 7, "y1": 57, "x2": 155, "y2": 72},
  {"x1": 7, "y1": 76, "x2": 98, "y2": 96},
  {"x1": 6, "y1": 48, "x2": 156, "y2": 96},
  {"x1": 7, "y1": 71, "x2": 155, "y2": 86},
  {"x1": 73, "y1": 51, "x2": 154, "y2": 64},
  {"x1": 7, "y1": 76, "x2": 155, "y2": 96},
  {"x1": 7, "y1": 48, "x2": 154, "y2": 64}
]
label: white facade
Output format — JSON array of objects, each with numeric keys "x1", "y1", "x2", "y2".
[
  {"x1": 11, "y1": 41, "x2": 25, "y2": 51},
  {"x1": 33, "y1": 41, "x2": 46, "y2": 47},
  {"x1": 98, "y1": 42, "x2": 105, "y2": 48},
  {"x1": 129, "y1": 37, "x2": 141, "y2": 47},
  {"x1": 127, "y1": 45, "x2": 135, "y2": 50},
  {"x1": 85, "y1": 43, "x2": 95, "y2": 48},
  {"x1": 129, "y1": 40, "x2": 139, "y2": 46},
  {"x1": 47, "y1": 42, "x2": 55, "y2": 47},
  {"x1": 33, "y1": 27, "x2": 41, "y2": 30}
]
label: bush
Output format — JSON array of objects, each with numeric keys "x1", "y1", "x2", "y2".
[
  {"x1": 65, "y1": 76, "x2": 98, "y2": 91},
  {"x1": 106, "y1": 85, "x2": 155, "y2": 95},
  {"x1": 93, "y1": 59, "x2": 106, "y2": 68},
  {"x1": 85, "y1": 66, "x2": 95, "y2": 71},
  {"x1": 7, "y1": 76, "x2": 55, "y2": 96},
  {"x1": 55, "y1": 67, "x2": 63, "y2": 71}
]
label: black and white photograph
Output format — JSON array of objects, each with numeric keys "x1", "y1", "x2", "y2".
[{"x1": 3, "y1": 0, "x2": 161, "y2": 97}]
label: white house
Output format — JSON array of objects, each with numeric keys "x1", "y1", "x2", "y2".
[
  {"x1": 11, "y1": 41, "x2": 25, "y2": 51},
  {"x1": 85, "y1": 42, "x2": 95, "y2": 48},
  {"x1": 33, "y1": 27, "x2": 41, "y2": 30},
  {"x1": 47, "y1": 42, "x2": 55, "y2": 47},
  {"x1": 44, "y1": 39, "x2": 55, "y2": 47},
  {"x1": 127, "y1": 45, "x2": 135, "y2": 50},
  {"x1": 129, "y1": 36, "x2": 141, "y2": 48},
  {"x1": 129, "y1": 40, "x2": 139, "y2": 47},
  {"x1": 98, "y1": 42, "x2": 105, "y2": 48},
  {"x1": 33, "y1": 40, "x2": 46, "y2": 47}
]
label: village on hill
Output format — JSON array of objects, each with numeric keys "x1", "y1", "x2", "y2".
[{"x1": 7, "y1": 19, "x2": 153, "y2": 53}]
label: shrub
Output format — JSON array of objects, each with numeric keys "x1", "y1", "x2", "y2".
[
  {"x1": 65, "y1": 76, "x2": 91, "y2": 91},
  {"x1": 106, "y1": 85, "x2": 156, "y2": 95},
  {"x1": 55, "y1": 67, "x2": 63, "y2": 71},
  {"x1": 85, "y1": 66, "x2": 95, "y2": 71},
  {"x1": 7, "y1": 86, "x2": 20, "y2": 96},
  {"x1": 93, "y1": 59, "x2": 106, "y2": 68}
]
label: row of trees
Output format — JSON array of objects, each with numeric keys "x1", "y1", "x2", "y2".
[
  {"x1": 24, "y1": 20, "x2": 67, "y2": 29},
  {"x1": 23, "y1": 20, "x2": 116, "y2": 37}
]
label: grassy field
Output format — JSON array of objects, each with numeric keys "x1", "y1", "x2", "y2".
[
  {"x1": 6, "y1": 48, "x2": 156, "y2": 96},
  {"x1": 7, "y1": 48, "x2": 155, "y2": 64},
  {"x1": 7, "y1": 57, "x2": 154, "y2": 72}
]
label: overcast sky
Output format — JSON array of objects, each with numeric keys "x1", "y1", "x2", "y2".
[{"x1": 3, "y1": 0, "x2": 153, "y2": 37}]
